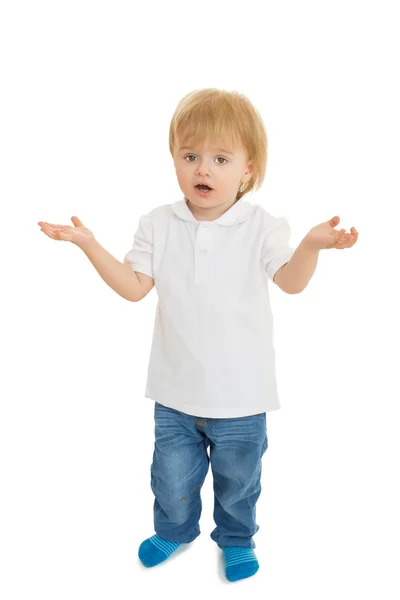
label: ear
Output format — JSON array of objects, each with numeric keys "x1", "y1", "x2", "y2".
[{"x1": 243, "y1": 163, "x2": 253, "y2": 182}]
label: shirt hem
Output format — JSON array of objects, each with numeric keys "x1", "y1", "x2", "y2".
[{"x1": 144, "y1": 393, "x2": 280, "y2": 418}]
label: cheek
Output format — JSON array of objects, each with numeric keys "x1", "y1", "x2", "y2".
[
  {"x1": 177, "y1": 166, "x2": 192, "y2": 179},
  {"x1": 177, "y1": 169, "x2": 188, "y2": 180},
  {"x1": 176, "y1": 171, "x2": 190, "y2": 187}
]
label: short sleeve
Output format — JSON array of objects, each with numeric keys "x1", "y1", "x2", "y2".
[
  {"x1": 123, "y1": 214, "x2": 153, "y2": 278},
  {"x1": 260, "y1": 213, "x2": 295, "y2": 282}
]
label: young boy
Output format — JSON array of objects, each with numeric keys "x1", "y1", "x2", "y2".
[{"x1": 38, "y1": 88, "x2": 358, "y2": 582}]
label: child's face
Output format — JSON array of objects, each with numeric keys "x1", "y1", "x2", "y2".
[{"x1": 173, "y1": 139, "x2": 253, "y2": 211}]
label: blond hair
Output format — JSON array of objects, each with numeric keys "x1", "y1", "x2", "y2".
[{"x1": 169, "y1": 88, "x2": 268, "y2": 201}]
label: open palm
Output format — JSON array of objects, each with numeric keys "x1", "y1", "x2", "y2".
[
  {"x1": 304, "y1": 216, "x2": 358, "y2": 250},
  {"x1": 38, "y1": 216, "x2": 95, "y2": 249}
]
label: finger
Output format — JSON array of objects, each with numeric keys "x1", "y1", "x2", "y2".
[
  {"x1": 334, "y1": 233, "x2": 349, "y2": 247},
  {"x1": 40, "y1": 227, "x2": 58, "y2": 240},
  {"x1": 335, "y1": 228, "x2": 346, "y2": 240},
  {"x1": 346, "y1": 230, "x2": 358, "y2": 244},
  {"x1": 39, "y1": 223, "x2": 53, "y2": 233},
  {"x1": 71, "y1": 216, "x2": 84, "y2": 227},
  {"x1": 41, "y1": 223, "x2": 63, "y2": 233},
  {"x1": 336, "y1": 233, "x2": 356, "y2": 248},
  {"x1": 349, "y1": 234, "x2": 358, "y2": 246},
  {"x1": 39, "y1": 222, "x2": 66, "y2": 228},
  {"x1": 40, "y1": 223, "x2": 65, "y2": 239},
  {"x1": 53, "y1": 228, "x2": 67, "y2": 240}
]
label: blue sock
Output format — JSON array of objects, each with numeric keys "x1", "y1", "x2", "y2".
[
  {"x1": 138, "y1": 534, "x2": 182, "y2": 567},
  {"x1": 219, "y1": 545, "x2": 259, "y2": 582}
]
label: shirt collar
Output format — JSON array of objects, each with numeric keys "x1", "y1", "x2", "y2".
[{"x1": 171, "y1": 195, "x2": 257, "y2": 227}]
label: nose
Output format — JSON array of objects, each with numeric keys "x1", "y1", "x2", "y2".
[{"x1": 196, "y1": 157, "x2": 212, "y2": 177}]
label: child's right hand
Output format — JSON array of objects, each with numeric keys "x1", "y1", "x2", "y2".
[{"x1": 38, "y1": 216, "x2": 96, "y2": 249}]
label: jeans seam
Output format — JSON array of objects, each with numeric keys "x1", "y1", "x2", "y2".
[{"x1": 180, "y1": 482, "x2": 204, "y2": 501}]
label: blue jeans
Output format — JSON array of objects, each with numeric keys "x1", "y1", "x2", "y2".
[{"x1": 150, "y1": 401, "x2": 268, "y2": 548}]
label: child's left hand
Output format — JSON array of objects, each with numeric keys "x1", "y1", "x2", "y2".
[{"x1": 303, "y1": 216, "x2": 359, "y2": 250}]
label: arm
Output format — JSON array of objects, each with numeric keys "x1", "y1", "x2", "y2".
[
  {"x1": 273, "y1": 239, "x2": 319, "y2": 294},
  {"x1": 273, "y1": 216, "x2": 358, "y2": 293},
  {"x1": 80, "y1": 239, "x2": 149, "y2": 302}
]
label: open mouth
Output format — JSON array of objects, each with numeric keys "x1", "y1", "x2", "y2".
[{"x1": 195, "y1": 184, "x2": 213, "y2": 193}]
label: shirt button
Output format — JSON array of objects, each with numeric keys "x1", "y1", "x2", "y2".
[{"x1": 200, "y1": 248, "x2": 207, "y2": 255}]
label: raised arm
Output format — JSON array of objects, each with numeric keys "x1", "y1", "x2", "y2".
[{"x1": 38, "y1": 217, "x2": 151, "y2": 302}]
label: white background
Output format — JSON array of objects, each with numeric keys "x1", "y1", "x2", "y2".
[{"x1": 1, "y1": 1, "x2": 399, "y2": 598}]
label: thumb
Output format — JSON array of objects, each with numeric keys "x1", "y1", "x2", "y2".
[
  {"x1": 71, "y1": 216, "x2": 84, "y2": 227},
  {"x1": 328, "y1": 215, "x2": 340, "y2": 227}
]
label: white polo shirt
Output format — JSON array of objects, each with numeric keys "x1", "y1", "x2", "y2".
[{"x1": 124, "y1": 195, "x2": 295, "y2": 418}]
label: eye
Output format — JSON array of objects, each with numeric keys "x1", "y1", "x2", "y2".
[{"x1": 184, "y1": 154, "x2": 228, "y2": 165}]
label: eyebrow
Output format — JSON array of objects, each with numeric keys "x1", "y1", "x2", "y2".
[{"x1": 180, "y1": 146, "x2": 234, "y2": 155}]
